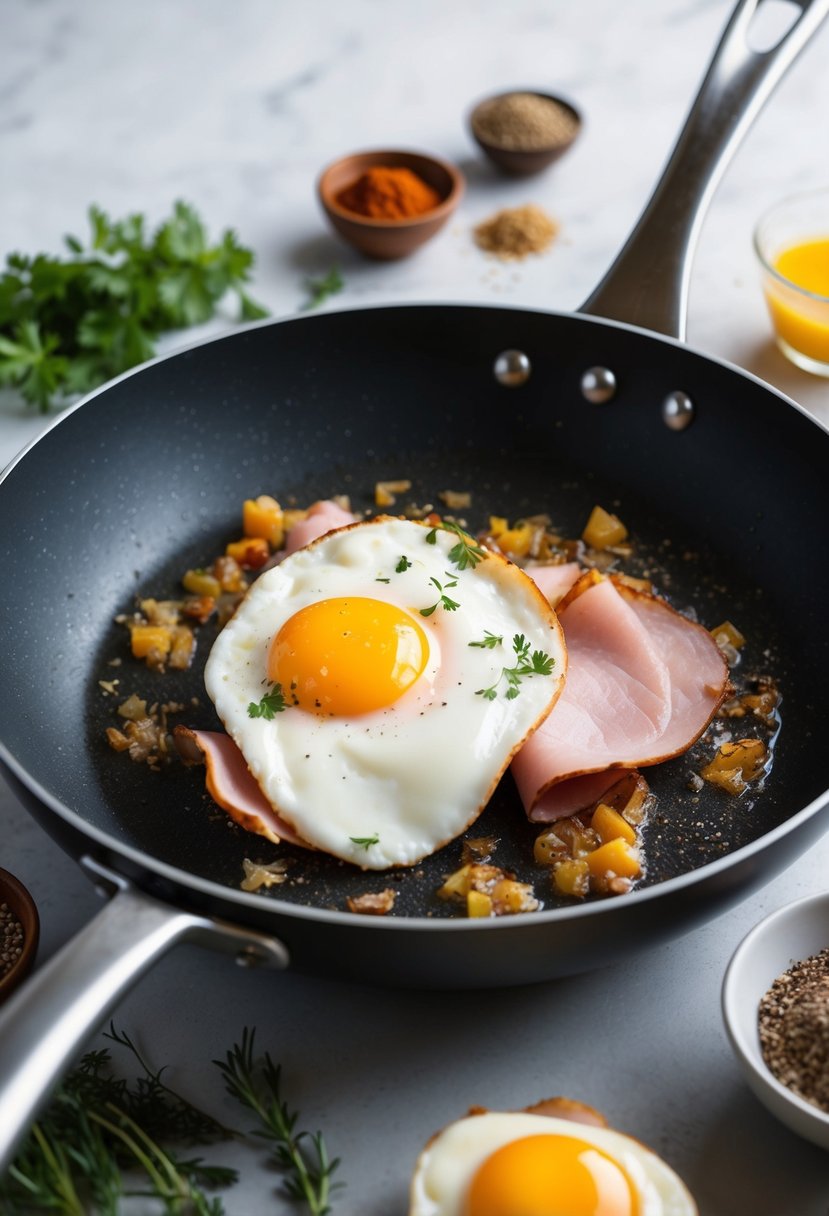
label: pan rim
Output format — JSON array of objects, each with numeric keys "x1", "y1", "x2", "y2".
[
  {"x1": 2, "y1": 304, "x2": 828, "y2": 929},
  {"x1": 2, "y1": 301, "x2": 827, "y2": 496}
]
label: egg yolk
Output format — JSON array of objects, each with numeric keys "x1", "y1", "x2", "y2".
[
  {"x1": 465, "y1": 1133, "x2": 639, "y2": 1216},
  {"x1": 268, "y1": 596, "x2": 429, "y2": 716}
]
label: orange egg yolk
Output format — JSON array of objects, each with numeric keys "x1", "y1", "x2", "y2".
[
  {"x1": 465, "y1": 1133, "x2": 640, "y2": 1216},
  {"x1": 268, "y1": 596, "x2": 429, "y2": 716}
]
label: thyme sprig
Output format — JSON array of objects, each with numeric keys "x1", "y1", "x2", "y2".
[
  {"x1": 476, "y1": 633, "x2": 556, "y2": 701},
  {"x1": 214, "y1": 1029, "x2": 341, "y2": 1216},
  {"x1": 425, "y1": 520, "x2": 487, "y2": 570},
  {"x1": 419, "y1": 573, "x2": 460, "y2": 617}
]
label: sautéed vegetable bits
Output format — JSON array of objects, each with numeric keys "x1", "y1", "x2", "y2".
[{"x1": 103, "y1": 490, "x2": 779, "y2": 916}]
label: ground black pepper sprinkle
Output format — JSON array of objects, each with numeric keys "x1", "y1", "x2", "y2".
[
  {"x1": 758, "y1": 946, "x2": 829, "y2": 1112},
  {"x1": 0, "y1": 902, "x2": 25, "y2": 979}
]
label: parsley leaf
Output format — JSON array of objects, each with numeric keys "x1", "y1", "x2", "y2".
[
  {"x1": 468, "y1": 631, "x2": 504, "y2": 649},
  {"x1": 301, "y1": 265, "x2": 344, "y2": 311},
  {"x1": 0, "y1": 200, "x2": 268, "y2": 412},
  {"x1": 422, "y1": 520, "x2": 487, "y2": 569},
  {"x1": 247, "y1": 685, "x2": 287, "y2": 719},
  {"x1": 476, "y1": 633, "x2": 555, "y2": 700},
  {"x1": 395, "y1": 555, "x2": 412, "y2": 573},
  {"x1": 349, "y1": 834, "x2": 380, "y2": 849},
  {"x1": 419, "y1": 573, "x2": 460, "y2": 617}
]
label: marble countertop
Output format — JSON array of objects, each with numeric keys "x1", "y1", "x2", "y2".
[{"x1": 2, "y1": 1, "x2": 829, "y2": 1212}]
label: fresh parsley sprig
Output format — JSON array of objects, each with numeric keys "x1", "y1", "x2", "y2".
[
  {"x1": 247, "y1": 684, "x2": 287, "y2": 719},
  {"x1": 0, "y1": 201, "x2": 268, "y2": 412},
  {"x1": 425, "y1": 520, "x2": 487, "y2": 570},
  {"x1": 419, "y1": 573, "x2": 460, "y2": 617},
  {"x1": 468, "y1": 631, "x2": 503, "y2": 649},
  {"x1": 301, "y1": 266, "x2": 343, "y2": 311},
  {"x1": 215, "y1": 1029, "x2": 341, "y2": 1216},
  {"x1": 476, "y1": 633, "x2": 555, "y2": 701},
  {"x1": 349, "y1": 834, "x2": 380, "y2": 849}
]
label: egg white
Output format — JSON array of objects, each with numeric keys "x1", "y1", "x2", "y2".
[
  {"x1": 204, "y1": 516, "x2": 565, "y2": 869},
  {"x1": 408, "y1": 1111, "x2": 698, "y2": 1216}
]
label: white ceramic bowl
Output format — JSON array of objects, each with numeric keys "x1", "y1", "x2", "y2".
[{"x1": 722, "y1": 892, "x2": 829, "y2": 1151}]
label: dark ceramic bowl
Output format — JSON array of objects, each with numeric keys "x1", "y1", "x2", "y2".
[
  {"x1": 0, "y1": 867, "x2": 39, "y2": 1005},
  {"x1": 469, "y1": 90, "x2": 582, "y2": 176},
  {"x1": 318, "y1": 149, "x2": 464, "y2": 260}
]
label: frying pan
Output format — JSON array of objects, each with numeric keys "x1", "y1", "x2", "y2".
[{"x1": 1, "y1": 0, "x2": 828, "y2": 1171}]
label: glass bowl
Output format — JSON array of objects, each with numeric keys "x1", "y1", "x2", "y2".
[{"x1": 754, "y1": 188, "x2": 829, "y2": 376}]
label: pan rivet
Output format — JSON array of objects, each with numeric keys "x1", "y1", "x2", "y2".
[
  {"x1": 662, "y1": 391, "x2": 695, "y2": 430},
  {"x1": 581, "y1": 366, "x2": 617, "y2": 403},
  {"x1": 236, "y1": 944, "x2": 270, "y2": 968},
  {"x1": 494, "y1": 349, "x2": 531, "y2": 386}
]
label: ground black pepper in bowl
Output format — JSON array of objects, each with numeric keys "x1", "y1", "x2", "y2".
[
  {"x1": 1, "y1": 902, "x2": 25, "y2": 979},
  {"x1": 758, "y1": 946, "x2": 829, "y2": 1113}
]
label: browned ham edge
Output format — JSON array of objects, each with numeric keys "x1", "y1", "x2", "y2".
[
  {"x1": 173, "y1": 726, "x2": 312, "y2": 849},
  {"x1": 513, "y1": 572, "x2": 729, "y2": 821}
]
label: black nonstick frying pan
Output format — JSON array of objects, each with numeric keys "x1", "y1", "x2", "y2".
[{"x1": 1, "y1": 0, "x2": 829, "y2": 1170}]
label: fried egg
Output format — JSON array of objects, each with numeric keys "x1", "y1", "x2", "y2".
[
  {"x1": 204, "y1": 516, "x2": 565, "y2": 869},
  {"x1": 409, "y1": 1110, "x2": 697, "y2": 1216}
]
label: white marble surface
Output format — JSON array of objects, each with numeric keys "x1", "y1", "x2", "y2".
[{"x1": 2, "y1": 1, "x2": 829, "y2": 1212}]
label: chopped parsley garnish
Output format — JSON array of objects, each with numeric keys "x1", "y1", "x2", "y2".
[
  {"x1": 349, "y1": 834, "x2": 380, "y2": 849},
  {"x1": 468, "y1": 631, "x2": 504, "y2": 649},
  {"x1": 396, "y1": 555, "x2": 412, "y2": 572},
  {"x1": 375, "y1": 576, "x2": 391, "y2": 583},
  {"x1": 301, "y1": 264, "x2": 344, "y2": 311},
  {"x1": 247, "y1": 684, "x2": 287, "y2": 719},
  {"x1": 419, "y1": 573, "x2": 460, "y2": 617},
  {"x1": 424, "y1": 520, "x2": 487, "y2": 570},
  {"x1": 476, "y1": 634, "x2": 555, "y2": 701}
]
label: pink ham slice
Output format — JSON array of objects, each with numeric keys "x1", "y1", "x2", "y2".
[
  {"x1": 512, "y1": 575, "x2": 729, "y2": 821},
  {"x1": 283, "y1": 499, "x2": 356, "y2": 555},
  {"x1": 174, "y1": 726, "x2": 311, "y2": 848},
  {"x1": 526, "y1": 562, "x2": 582, "y2": 606}
]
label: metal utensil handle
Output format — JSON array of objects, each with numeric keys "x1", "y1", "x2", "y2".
[
  {"x1": 580, "y1": 0, "x2": 829, "y2": 338},
  {"x1": 0, "y1": 872, "x2": 288, "y2": 1173}
]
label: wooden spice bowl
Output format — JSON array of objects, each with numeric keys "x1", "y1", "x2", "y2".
[
  {"x1": 722, "y1": 891, "x2": 829, "y2": 1151},
  {"x1": 317, "y1": 149, "x2": 464, "y2": 260},
  {"x1": 469, "y1": 90, "x2": 582, "y2": 176},
  {"x1": 0, "y1": 866, "x2": 39, "y2": 1005}
]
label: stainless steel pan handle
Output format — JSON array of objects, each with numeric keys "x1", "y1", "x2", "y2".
[
  {"x1": 580, "y1": 0, "x2": 829, "y2": 338},
  {"x1": 0, "y1": 865, "x2": 288, "y2": 1173}
]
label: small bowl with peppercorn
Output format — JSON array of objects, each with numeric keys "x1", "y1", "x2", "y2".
[
  {"x1": 0, "y1": 867, "x2": 39, "y2": 1006},
  {"x1": 722, "y1": 891, "x2": 829, "y2": 1151},
  {"x1": 469, "y1": 90, "x2": 582, "y2": 176},
  {"x1": 317, "y1": 149, "x2": 464, "y2": 260}
]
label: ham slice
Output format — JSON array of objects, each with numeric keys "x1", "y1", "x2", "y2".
[
  {"x1": 283, "y1": 499, "x2": 356, "y2": 555},
  {"x1": 512, "y1": 574, "x2": 729, "y2": 821},
  {"x1": 174, "y1": 726, "x2": 311, "y2": 848},
  {"x1": 526, "y1": 562, "x2": 582, "y2": 607}
]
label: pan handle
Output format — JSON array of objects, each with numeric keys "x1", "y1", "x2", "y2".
[
  {"x1": 0, "y1": 863, "x2": 288, "y2": 1174},
  {"x1": 579, "y1": 0, "x2": 829, "y2": 338}
]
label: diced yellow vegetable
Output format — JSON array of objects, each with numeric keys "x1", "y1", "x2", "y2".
[
  {"x1": 182, "y1": 569, "x2": 222, "y2": 598},
  {"x1": 140, "y1": 598, "x2": 180, "y2": 627},
  {"x1": 488, "y1": 515, "x2": 509, "y2": 537},
  {"x1": 586, "y1": 838, "x2": 641, "y2": 880},
  {"x1": 534, "y1": 828, "x2": 568, "y2": 866},
  {"x1": 212, "y1": 555, "x2": 246, "y2": 593},
  {"x1": 129, "y1": 624, "x2": 172, "y2": 660},
  {"x1": 550, "y1": 818, "x2": 599, "y2": 857},
  {"x1": 496, "y1": 523, "x2": 533, "y2": 558},
  {"x1": 375, "y1": 480, "x2": 411, "y2": 507},
  {"x1": 701, "y1": 739, "x2": 766, "y2": 794},
  {"x1": 243, "y1": 495, "x2": 284, "y2": 548},
  {"x1": 225, "y1": 537, "x2": 270, "y2": 568},
  {"x1": 438, "y1": 865, "x2": 472, "y2": 900},
  {"x1": 602, "y1": 771, "x2": 650, "y2": 823},
  {"x1": 711, "y1": 620, "x2": 746, "y2": 650},
  {"x1": 105, "y1": 726, "x2": 131, "y2": 752},
  {"x1": 582, "y1": 505, "x2": 628, "y2": 550},
  {"x1": 467, "y1": 890, "x2": 493, "y2": 918},
  {"x1": 552, "y1": 858, "x2": 590, "y2": 898},
  {"x1": 168, "y1": 625, "x2": 196, "y2": 671},
  {"x1": 491, "y1": 878, "x2": 538, "y2": 914},
  {"x1": 591, "y1": 802, "x2": 637, "y2": 846}
]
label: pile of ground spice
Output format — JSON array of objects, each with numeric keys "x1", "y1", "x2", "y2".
[
  {"x1": 758, "y1": 946, "x2": 829, "y2": 1112},
  {"x1": 474, "y1": 204, "x2": 558, "y2": 260},
  {"x1": 335, "y1": 166, "x2": 441, "y2": 220},
  {"x1": 472, "y1": 92, "x2": 579, "y2": 151},
  {"x1": 1, "y1": 902, "x2": 24, "y2": 979}
]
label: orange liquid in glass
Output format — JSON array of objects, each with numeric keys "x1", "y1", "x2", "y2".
[{"x1": 764, "y1": 238, "x2": 829, "y2": 364}]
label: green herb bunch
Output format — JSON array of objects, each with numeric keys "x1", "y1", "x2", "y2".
[
  {"x1": 0, "y1": 1024, "x2": 342, "y2": 1216},
  {"x1": 0, "y1": 202, "x2": 268, "y2": 412}
]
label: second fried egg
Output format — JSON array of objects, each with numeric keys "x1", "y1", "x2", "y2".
[{"x1": 205, "y1": 516, "x2": 565, "y2": 869}]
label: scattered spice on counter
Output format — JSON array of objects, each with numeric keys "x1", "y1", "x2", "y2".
[
  {"x1": 474, "y1": 204, "x2": 559, "y2": 260},
  {"x1": 758, "y1": 946, "x2": 829, "y2": 1112},
  {"x1": 472, "y1": 92, "x2": 579, "y2": 151},
  {"x1": 336, "y1": 166, "x2": 441, "y2": 219},
  {"x1": 1, "y1": 903, "x2": 24, "y2": 979}
]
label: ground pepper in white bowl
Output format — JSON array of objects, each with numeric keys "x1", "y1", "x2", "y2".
[{"x1": 758, "y1": 947, "x2": 829, "y2": 1113}]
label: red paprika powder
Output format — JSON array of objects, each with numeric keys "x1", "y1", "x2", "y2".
[{"x1": 336, "y1": 166, "x2": 441, "y2": 220}]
